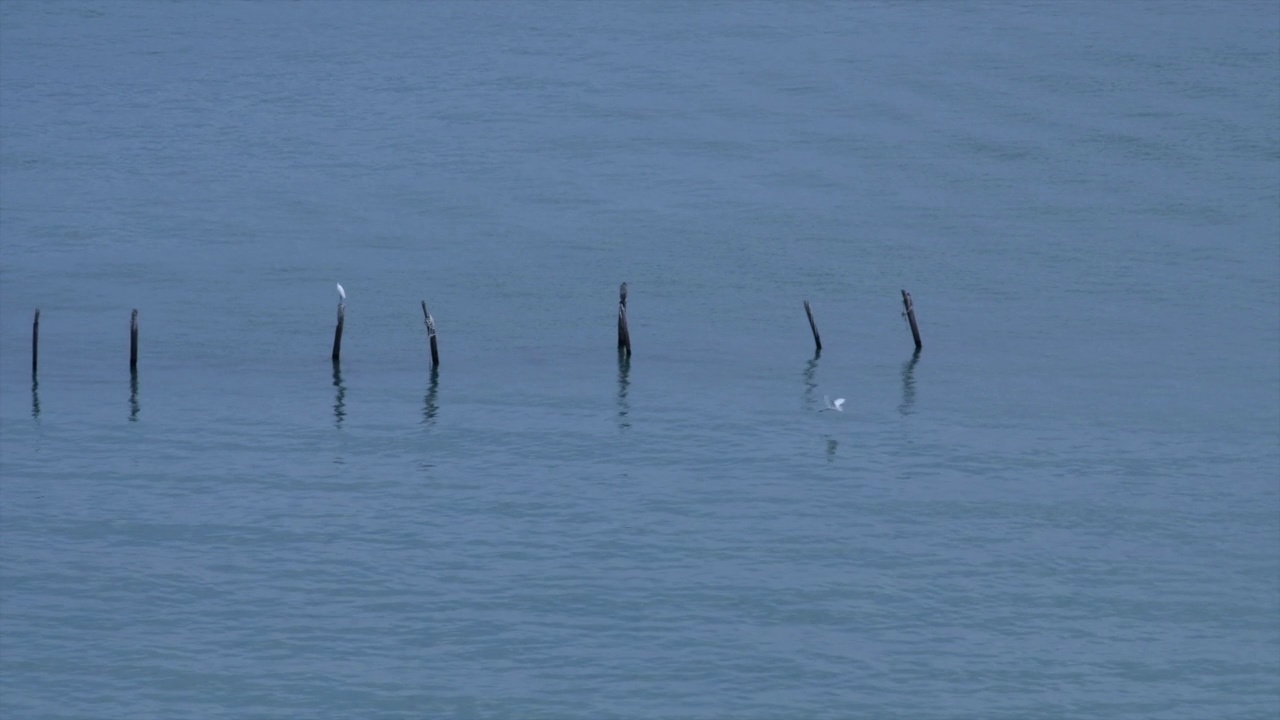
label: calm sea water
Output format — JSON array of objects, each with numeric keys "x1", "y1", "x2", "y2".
[{"x1": 2, "y1": 2, "x2": 1278, "y2": 718}]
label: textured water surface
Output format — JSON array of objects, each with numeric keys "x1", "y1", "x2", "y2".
[{"x1": 2, "y1": 2, "x2": 1278, "y2": 718}]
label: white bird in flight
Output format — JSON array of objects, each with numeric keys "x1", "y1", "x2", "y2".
[
  {"x1": 821, "y1": 395, "x2": 845, "y2": 412},
  {"x1": 336, "y1": 283, "x2": 346, "y2": 300}
]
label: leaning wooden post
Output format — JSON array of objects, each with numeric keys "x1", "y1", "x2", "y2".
[
  {"x1": 803, "y1": 300, "x2": 822, "y2": 352},
  {"x1": 901, "y1": 289, "x2": 922, "y2": 351},
  {"x1": 32, "y1": 309, "x2": 40, "y2": 376},
  {"x1": 421, "y1": 301, "x2": 440, "y2": 368},
  {"x1": 331, "y1": 302, "x2": 345, "y2": 362},
  {"x1": 617, "y1": 282, "x2": 631, "y2": 357},
  {"x1": 130, "y1": 309, "x2": 139, "y2": 370}
]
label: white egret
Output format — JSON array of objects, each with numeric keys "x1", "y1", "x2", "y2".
[
  {"x1": 820, "y1": 395, "x2": 845, "y2": 412},
  {"x1": 336, "y1": 283, "x2": 346, "y2": 300}
]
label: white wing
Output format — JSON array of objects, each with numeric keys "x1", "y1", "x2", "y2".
[
  {"x1": 336, "y1": 283, "x2": 346, "y2": 300},
  {"x1": 833, "y1": 398, "x2": 845, "y2": 411}
]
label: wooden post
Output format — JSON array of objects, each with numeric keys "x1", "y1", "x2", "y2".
[
  {"x1": 331, "y1": 302, "x2": 345, "y2": 362},
  {"x1": 901, "y1": 290, "x2": 922, "y2": 351},
  {"x1": 617, "y1": 282, "x2": 631, "y2": 357},
  {"x1": 32, "y1": 309, "x2": 39, "y2": 376},
  {"x1": 803, "y1": 300, "x2": 822, "y2": 352},
  {"x1": 130, "y1": 309, "x2": 139, "y2": 370},
  {"x1": 31, "y1": 311, "x2": 40, "y2": 418},
  {"x1": 421, "y1": 301, "x2": 440, "y2": 368}
]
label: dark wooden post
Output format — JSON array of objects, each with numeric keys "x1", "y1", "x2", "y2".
[
  {"x1": 803, "y1": 300, "x2": 822, "y2": 352},
  {"x1": 130, "y1": 309, "x2": 139, "y2": 370},
  {"x1": 901, "y1": 290, "x2": 922, "y2": 351},
  {"x1": 421, "y1": 301, "x2": 440, "y2": 368},
  {"x1": 617, "y1": 282, "x2": 631, "y2": 357},
  {"x1": 32, "y1": 309, "x2": 40, "y2": 375},
  {"x1": 331, "y1": 302, "x2": 345, "y2": 362}
]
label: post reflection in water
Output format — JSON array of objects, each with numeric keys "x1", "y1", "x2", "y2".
[
  {"x1": 616, "y1": 350, "x2": 630, "y2": 430},
  {"x1": 31, "y1": 378, "x2": 40, "y2": 420},
  {"x1": 129, "y1": 369, "x2": 140, "y2": 422},
  {"x1": 802, "y1": 349, "x2": 821, "y2": 410},
  {"x1": 332, "y1": 360, "x2": 346, "y2": 428},
  {"x1": 423, "y1": 367, "x2": 439, "y2": 426},
  {"x1": 826, "y1": 437, "x2": 838, "y2": 462},
  {"x1": 899, "y1": 349, "x2": 920, "y2": 416}
]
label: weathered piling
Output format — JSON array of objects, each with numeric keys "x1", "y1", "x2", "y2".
[
  {"x1": 803, "y1": 300, "x2": 822, "y2": 352},
  {"x1": 129, "y1": 309, "x2": 140, "y2": 418},
  {"x1": 130, "y1": 309, "x2": 139, "y2": 370},
  {"x1": 32, "y1": 309, "x2": 39, "y2": 375},
  {"x1": 331, "y1": 302, "x2": 345, "y2": 362},
  {"x1": 421, "y1": 301, "x2": 440, "y2": 368},
  {"x1": 617, "y1": 282, "x2": 631, "y2": 357},
  {"x1": 901, "y1": 290, "x2": 922, "y2": 351}
]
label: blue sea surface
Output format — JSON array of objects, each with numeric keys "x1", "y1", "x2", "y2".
[{"x1": 2, "y1": 2, "x2": 1278, "y2": 718}]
